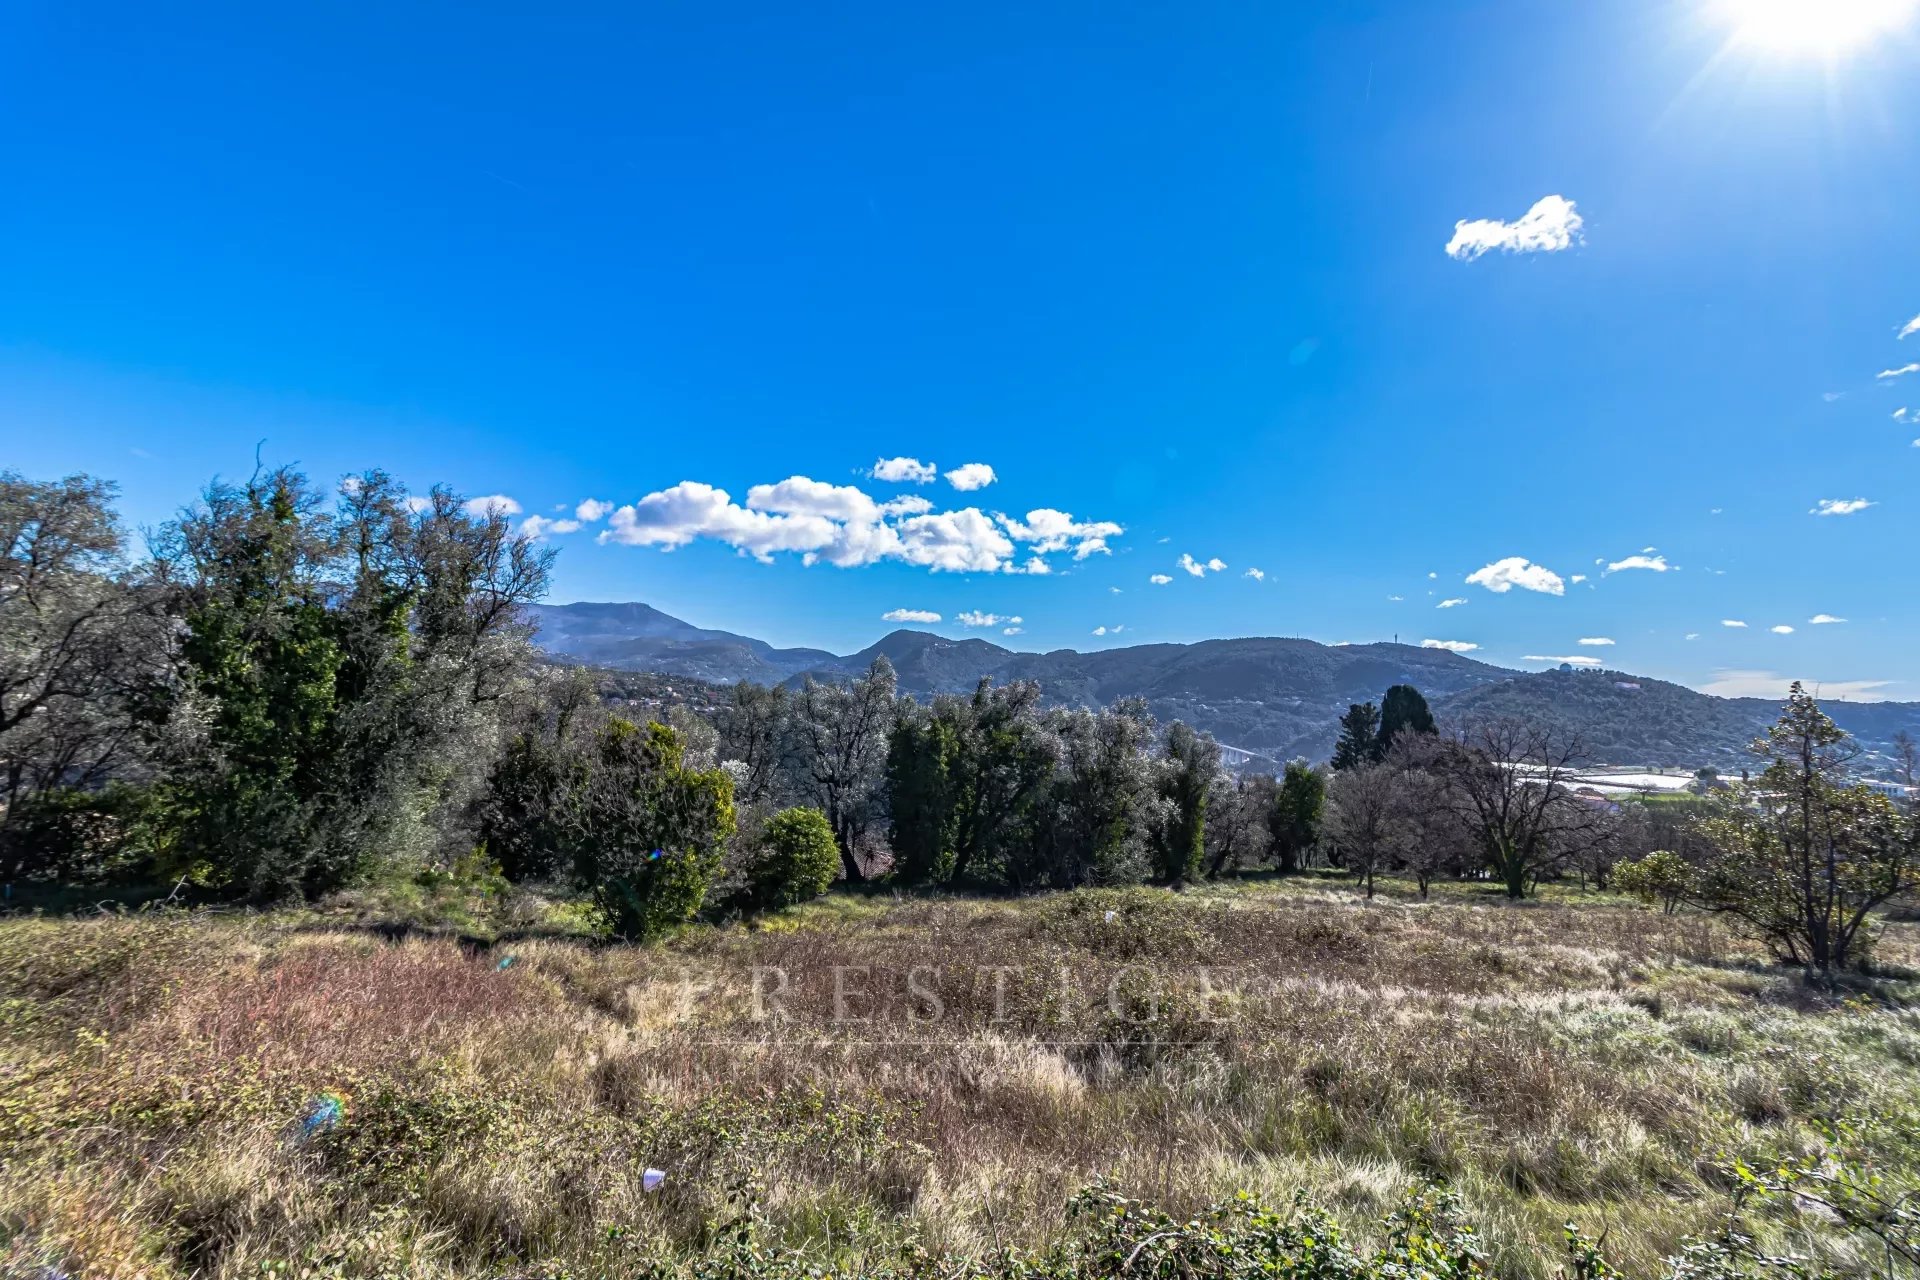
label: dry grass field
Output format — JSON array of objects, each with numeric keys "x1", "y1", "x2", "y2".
[{"x1": 3, "y1": 879, "x2": 1917, "y2": 1278}]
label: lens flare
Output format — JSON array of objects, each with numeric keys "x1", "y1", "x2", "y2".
[{"x1": 1721, "y1": 0, "x2": 1917, "y2": 52}]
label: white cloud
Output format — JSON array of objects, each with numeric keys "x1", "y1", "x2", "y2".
[
  {"x1": 1698, "y1": 670, "x2": 1895, "y2": 700},
  {"x1": 1895, "y1": 407, "x2": 1913, "y2": 424},
  {"x1": 1436, "y1": 597, "x2": 1468, "y2": 609},
  {"x1": 1685, "y1": 633, "x2": 1701, "y2": 640},
  {"x1": 1809, "y1": 614, "x2": 1846, "y2": 625},
  {"x1": 1722, "y1": 619, "x2": 1748, "y2": 628},
  {"x1": 1244, "y1": 567, "x2": 1266, "y2": 581},
  {"x1": 1811, "y1": 498, "x2": 1874, "y2": 516},
  {"x1": 945, "y1": 462, "x2": 997, "y2": 491},
  {"x1": 1606, "y1": 554, "x2": 1668, "y2": 573},
  {"x1": 1570, "y1": 574, "x2": 1588, "y2": 584},
  {"x1": 958, "y1": 610, "x2": 1022, "y2": 628},
  {"x1": 997, "y1": 509, "x2": 1125, "y2": 559},
  {"x1": 404, "y1": 495, "x2": 434, "y2": 514},
  {"x1": 602, "y1": 482, "x2": 838, "y2": 561},
  {"x1": 1002, "y1": 626, "x2": 1023, "y2": 636},
  {"x1": 1178, "y1": 553, "x2": 1227, "y2": 577},
  {"x1": 1445, "y1": 194, "x2": 1584, "y2": 261},
  {"x1": 1421, "y1": 639, "x2": 1479, "y2": 653},
  {"x1": 1770, "y1": 625, "x2": 1794, "y2": 634},
  {"x1": 881, "y1": 494, "x2": 934, "y2": 516},
  {"x1": 1109, "y1": 586, "x2": 1123, "y2": 594},
  {"x1": 883, "y1": 608, "x2": 941, "y2": 623},
  {"x1": 1013, "y1": 555, "x2": 1052, "y2": 576},
  {"x1": 1091, "y1": 625, "x2": 1125, "y2": 636},
  {"x1": 519, "y1": 515, "x2": 582, "y2": 539},
  {"x1": 464, "y1": 494, "x2": 522, "y2": 518},
  {"x1": 1465, "y1": 556, "x2": 1565, "y2": 595},
  {"x1": 1427, "y1": 571, "x2": 1438, "y2": 579},
  {"x1": 1901, "y1": 314, "x2": 1920, "y2": 340},
  {"x1": 575, "y1": 499, "x2": 613, "y2": 522},
  {"x1": 1877, "y1": 363, "x2": 1920, "y2": 380},
  {"x1": 1578, "y1": 637, "x2": 1615, "y2": 646},
  {"x1": 871, "y1": 457, "x2": 936, "y2": 484},
  {"x1": 1823, "y1": 391, "x2": 1846, "y2": 403},
  {"x1": 1525, "y1": 654, "x2": 1603, "y2": 667},
  {"x1": 1149, "y1": 573, "x2": 1173, "y2": 585},
  {"x1": 895, "y1": 508, "x2": 1016, "y2": 571},
  {"x1": 1387, "y1": 595, "x2": 1404, "y2": 602}
]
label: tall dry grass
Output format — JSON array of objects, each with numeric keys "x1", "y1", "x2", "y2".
[{"x1": 2, "y1": 880, "x2": 1916, "y2": 1278}]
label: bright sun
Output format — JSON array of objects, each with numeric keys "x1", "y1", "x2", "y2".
[{"x1": 1722, "y1": 0, "x2": 1919, "y2": 52}]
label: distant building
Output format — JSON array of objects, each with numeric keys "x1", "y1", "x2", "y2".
[{"x1": 1862, "y1": 778, "x2": 1915, "y2": 800}]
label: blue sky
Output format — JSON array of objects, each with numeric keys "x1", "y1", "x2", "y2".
[{"x1": 4, "y1": 1, "x2": 1918, "y2": 699}]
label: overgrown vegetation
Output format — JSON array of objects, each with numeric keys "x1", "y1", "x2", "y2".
[{"x1": 2, "y1": 884, "x2": 1917, "y2": 1277}]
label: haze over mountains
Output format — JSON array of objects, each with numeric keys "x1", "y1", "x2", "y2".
[{"x1": 528, "y1": 602, "x2": 1920, "y2": 770}]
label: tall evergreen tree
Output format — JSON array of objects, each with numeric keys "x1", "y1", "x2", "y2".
[
  {"x1": 1331, "y1": 701, "x2": 1380, "y2": 771},
  {"x1": 1377, "y1": 684, "x2": 1437, "y2": 756},
  {"x1": 1154, "y1": 721, "x2": 1219, "y2": 885},
  {"x1": 1269, "y1": 759, "x2": 1325, "y2": 873}
]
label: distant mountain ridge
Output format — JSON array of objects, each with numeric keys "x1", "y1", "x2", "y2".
[{"x1": 526, "y1": 601, "x2": 1920, "y2": 769}]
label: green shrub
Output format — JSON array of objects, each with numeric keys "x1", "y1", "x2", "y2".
[
  {"x1": 746, "y1": 807, "x2": 839, "y2": 911},
  {"x1": 0, "y1": 785, "x2": 151, "y2": 884},
  {"x1": 1614, "y1": 849, "x2": 1696, "y2": 914}
]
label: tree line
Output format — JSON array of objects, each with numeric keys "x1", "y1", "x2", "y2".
[{"x1": 4, "y1": 466, "x2": 1915, "y2": 967}]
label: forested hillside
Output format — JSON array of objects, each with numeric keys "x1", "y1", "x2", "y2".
[{"x1": 531, "y1": 602, "x2": 1920, "y2": 767}]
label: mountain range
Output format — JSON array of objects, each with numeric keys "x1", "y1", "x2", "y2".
[{"x1": 527, "y1": 602, "x2": 1920, "y2": 771}]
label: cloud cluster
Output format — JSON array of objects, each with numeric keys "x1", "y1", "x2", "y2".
[
  {"x1": 1149, "y1": 574, "x2": 1173, "y2": 585},
  {"x1": 1465, "y1": 557, "x2": 1565, "y2": 595},
  {"x1": 871, "y1": 457, "x2": 937, "y2": 484},
  {"x1": 1244, "y1": 568, "x2": 1266, "y2": 581},
  {"x1": 1445, "y1": 195, "x2": 1584, "y2": 261},
  {"x1": 1092, "y1": 624, "x2": 1127, "y2": 637},
  {"x1": 593, "y1": 473, "x2": 1119, "y2": 574},
  {"x1": 958, "y1": 611, "x2": 1022, "y2": 628},
  {"x1": 1178, "y1": 553, "x2": 1228, "y2": 577},
  {"x1": 946, "y1": 463, "x2": 997, "y2": 491}
]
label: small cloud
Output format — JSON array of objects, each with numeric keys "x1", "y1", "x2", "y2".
[
  {"x1": 1685, "y1": 633, "x2": 1700, "y2": 640},
  {"x1": 575, "y1": 498, "x2": 613, "y2": 522},
  {"x1": 1021, "y1": 556, "x2": 1052, "y2": 575},
  {"x1": 1437, "y1": 597, "x2": 1468, "y2": 609},
  {"x1": 1894, "y1": 408, "x2": 1913, "y2": 424},
  {"x1": 1387, "y1": 595, "x2": 1404, "y2": 602},
  {"x1": 1244, "y1": 567, "x2": 1266, "y2": 581},
  {"x1": 1466, "y1": 556, "x2": 1565, "y2": 596},
  {"x1": 1178, "y1": 553, "x2": 1227, "y2": 577},
  {"x1": 1109, "y1": 586, "x2": 1123, "y2": 594},
  {"x1": 945, "y1": 462, "x2": 997, "y2": 491},
  {"x1": 1811, "y1": 498, "x2": 1874, "y2": 516},
  {"x1": 1722, "y1": 619, "x2": 1748, "y2": 628},
  {"x1": 1606, "y1": 554, "x2": 1669, "y2": 573},
  {"x1": 871, "y1": 457, "x2": 936, "y2": 484},
  {"x1": 1421, "y1": 639, "x2": 1479, "y2": 653},
  {"x1": 1570, "y1": 574, "x2": 1588, "y2": 584},
  {"x1": 958, "y1": 611, "x2": 1021, "y2": 628},
  {"x1": 1427, "y1": 571, "x2": 1438, "y2": 579},
  {"x1": 1770, "y1": 625, "x2": 1795, "y2": 635},
  {"x1": 1092, "y1": 624, "x2": 1127, "y2": 637},
  {"x1": 1578, "y1": 637, "x2": 1615, "y2": 646},
  {"x1": 1524, "y1": 654, "x2": 1603, "y2": 667},
  {"x1": 1877, "y1": 363, "x2": 1920, "y2": 380},
  {"x1": 1149, "y1": 574, "x2": 1173, "y2": 585},
  {"x1": 883, "y1": 608, "x2": 942, "y2": 624},
  {"x1": 1445, "y1": 194, "x2": 1584, "y2": 261},
  {"x1": 1900, "y1": 313, "x2": 1920, "y2": 340},
  {"x1": 464, "y1": 494, "x2": 522, "y2": 518},
  {"x1": 519, "y1": 514, "x2": 582, "y2": 539},
  {"x1": 1002, "y1": 626, "x2": 1023, "y2": 636},
  {"x1": 1808, "y1": 613, "x2": 1847, "y2": 625},
  {"x1": 1823, "y1": 391, "x2": 1846, "y2": 402},
  {"x1": 1710, "y1": 507, "x2": 1723, "y2": 515}
]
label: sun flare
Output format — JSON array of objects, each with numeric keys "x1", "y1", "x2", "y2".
[{"x1": 1721, "y1": 0, "x2": 1918, "y2": 52}]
